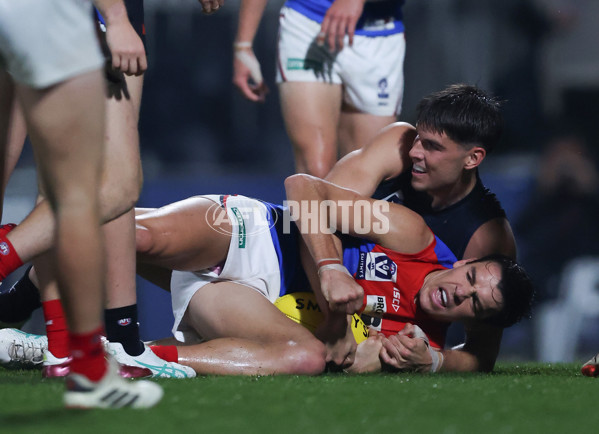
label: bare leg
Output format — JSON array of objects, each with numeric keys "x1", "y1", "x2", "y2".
[
  {"x1": 176, "y1": 281, "x2": 326, "y2": 375},
  {"x1": 337, "y1": 109, "x2": 397, "y2": 157},
  {"x1": 16, "y1": 70, "x2": 105, "y2": 334},
  {"x1": 0, "y1": 98, "x2": 27, "y2": 217},
  {"x1": 135, "y1": 196, "x2": 232, "y2": 271},
  {"x1": 4, "y1": 74, "x2": 144, "y2": 266},
  {"x1": 278, "y1": 82, "x2": 342, "y2": 178}
]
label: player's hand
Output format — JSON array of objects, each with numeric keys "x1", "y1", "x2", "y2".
[
  {"x1": 233, "y1": 47, "x2": 269, "y2": 102},
  {"x1": 315, "y1": 313, "x2": 357, "y2": 368},
  {"x1": 379, "y1": 324, "x2": 433, "y2": 372},
  {"x1": 318, "y1": 0, "x2": 366, "y2": 52},
  {"x1": 105, "y1": 19, "x2": 147, "y2": 76},
  {"x1": 319, "y1": 267, "x2": 364, "y2": 314},
  {"x1": 198, "y1": 0, "x2": 224, "y2": 15},
  {"x1": 344, "y1": 330, "x2": 384, "y2": 373}
]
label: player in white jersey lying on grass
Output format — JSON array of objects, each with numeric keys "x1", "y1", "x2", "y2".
[
  {"x1": 1, "y1": 180, "x2": 533, "y2": 375},
  {"x1": 132, "y1": 174, "x2": 532, "y2": 375}
]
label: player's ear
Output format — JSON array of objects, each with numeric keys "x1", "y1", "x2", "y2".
[
  {"x1": 464, "y1": 146, "x2": 486, "y2": 170},
  {"x1": 453, "y1": 259, "x2": 471, "y2": 268}
]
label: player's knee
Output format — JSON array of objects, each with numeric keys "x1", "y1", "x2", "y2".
[
  {"x1": 99, "y1": 168, "x2": 143, "y2": 221},
  {"x1": 135, "y1": 223, "x2": 154, "y2": 254},
  {"x1": 279, "y1": 339, "x2": 326, "y2": 375}
]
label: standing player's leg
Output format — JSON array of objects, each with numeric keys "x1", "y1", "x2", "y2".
[
  {"x1": 337, "y1": 110, "x2": 397, "y2": 157},
  {"x1": 279, "y1": 82, "x2": 342, "y2": 178}
]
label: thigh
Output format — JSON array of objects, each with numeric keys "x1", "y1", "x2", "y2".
[
  {"x1": 135, "y1": 196, "x2": 231, "y2": 270},
  {"x1": 18, "y1": 70, "x2": 105, "y2": 200},
  {"x1": 99, "y1": 74, "x2": 144, "y2": 217},
  {"x1": 337, "y1": 111, "x2": 397, "y2": 156},
  {"x1": 278, "y1": 81, "x2": 342, "y2": 175},
  {"x1": 186, "y1": 281, "x2": 317, "y2": 344}
]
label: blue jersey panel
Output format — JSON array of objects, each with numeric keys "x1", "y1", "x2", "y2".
[{"x1": 285, "y1": 0, "x2": 405, "y2": 37}]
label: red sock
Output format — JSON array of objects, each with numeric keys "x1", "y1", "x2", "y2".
[
  {"x1": 0, "y1": 229, "x2": 23, "y2": 280},
  {"x1": 42, "y1": 299, "x2": 70, "y2": 359},
  {"x1": 149, "y1": 345, "x2": 178, "y2": 363},
  {"x1": 69, "y1": 326, "x2": 107, "y2": 382}
]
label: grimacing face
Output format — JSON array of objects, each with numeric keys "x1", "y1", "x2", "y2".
[
  {"x1": 416, "y1": 260, "x2": 504, "y2": 323},
  {"x1": 409, "y1": 128, "x2": 476, "y2": 195}
]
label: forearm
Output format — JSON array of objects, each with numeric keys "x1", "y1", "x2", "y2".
[
  {"x1": 439, "y1": 348, "x2": 496, "y2": 373},
  {"x1": 92, "y1": 0, "x2": 129, "y2": 26},
  {"x1": 285, "y1": 174, "x2": 343, "y2": 263},
  {"x1": 236, "y1": 0, "x2": 270, "y2": 44}
]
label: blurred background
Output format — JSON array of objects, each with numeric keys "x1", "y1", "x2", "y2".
[{"x1": 6, "y1": 0, "x2": 599, "y2": 363}]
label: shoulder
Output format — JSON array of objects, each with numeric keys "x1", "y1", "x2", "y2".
[
  {"x1": 464, "y1": 217, "x2": 517, "y2": 260},
  {"x1": 361, "y1": 122, "x2": 415, "y2": 174}
]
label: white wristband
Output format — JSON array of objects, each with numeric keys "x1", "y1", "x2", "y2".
[
  {"x1": 233, "y1": 41, "x2": 252, "y2": 49},
  {"x1": 411, "y1": 324, "x2": 443, "y2": 373},
  {"x1": 317, "y1": 263, "x2": 351, "y2": 277},
  {"x1": 234, "y1": 49, "x2": 263, "y2": 84},
  {"x1": 428, "y1": 347, "x2": 444, "y2": 373}
]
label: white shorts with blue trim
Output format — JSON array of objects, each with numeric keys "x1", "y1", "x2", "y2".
[
  {"x1": 170, "y1": 195, "x2": 282, "y2": 343},
  {"x1": 276, "y1": 6, "x2": 405, "y2": 116}
]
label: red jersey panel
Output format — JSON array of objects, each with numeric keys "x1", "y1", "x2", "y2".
[{"x1": 342, "y1": 234, "x2": 456, "y2": 349}]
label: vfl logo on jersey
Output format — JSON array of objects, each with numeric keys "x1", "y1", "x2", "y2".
[
  {"x1": 357, "y1": 252, "x2": 397, "y2": 282},
  {"x1": 377, "y1": 78, "x2": 389, "y2": 105},
  {"x1": 362, "y1": 295, "x2": 387, "y2": 317}
]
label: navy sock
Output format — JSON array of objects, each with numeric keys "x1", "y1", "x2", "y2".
[
  {"x1": 0, "y1": 266, "x2": 41, "y2": 323},
  {"x1": 104, "y1": 304, "x2": 145, "y2": 356}
]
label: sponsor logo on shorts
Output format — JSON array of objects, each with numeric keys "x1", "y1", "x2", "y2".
[
  {"x1": 356, "y1": 252, "x2": 397, "y2": 282},
  {"x1": 231, "y1": 207, "x2": 247, "y2": 248},
  {"x1": 0, "y1": 242, "x2": 9, "y2": 256},
  {"x1": 205, "y1": 199, "x2": 278, "y2": 244},
  {"x1": 287, "y1": 58, "x2": 322, "y2": 71},
  {"x1": 377, "y1": 78, "x2": 389, "y2": 105}
]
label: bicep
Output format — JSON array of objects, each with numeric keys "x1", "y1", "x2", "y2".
[
  {"x1": 325, "y1": 122, "x2": 415, "y2": 196},
  {"x1": 463, "y1": 218, "x2": 517, "y2": 260}
]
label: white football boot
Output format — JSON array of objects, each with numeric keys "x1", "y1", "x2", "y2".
[
  {"x1": 64, "y1": 357, "x2": 163, "y2": 409},
  {"x1": 0, "y1": 328, "x2": 46, "y2": 368},
  {"x1": 105, "y1": 341, "x2": 196, "y2": 378}
]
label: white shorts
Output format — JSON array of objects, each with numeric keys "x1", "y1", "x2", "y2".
[
  {"x1": 276, "y1": 7, "x2": 405, "y2": 116},
  {"x1": 0, "y1": 0, "x2": 103, "y2": 88},
  {"x1": 170, "y1": 195, "x2": 282, "y2": 343}
]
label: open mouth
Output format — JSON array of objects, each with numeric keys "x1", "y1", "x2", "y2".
[
  {"x1": 412, "y1": 164, "x2": 426, "y2": 175},
  {"x1": 438, "y1": 287, "x2": 448, "y2": 307}
]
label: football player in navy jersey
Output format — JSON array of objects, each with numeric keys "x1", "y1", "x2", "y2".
[{"x1": 323, "y1": 84, "x2": 518, "y2": 372}]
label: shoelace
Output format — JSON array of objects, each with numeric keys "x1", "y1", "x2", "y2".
[{"x1": 8, "y1": 341, "x2": 45, "y2": 365}]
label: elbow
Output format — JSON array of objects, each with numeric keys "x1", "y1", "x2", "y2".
[{"x1": 284, "y1": 173, "x2": 315, "y2": 198}]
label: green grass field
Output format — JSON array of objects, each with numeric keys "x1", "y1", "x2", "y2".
[{"x1": 1, "y1": 363, "x2": 598, "y2": 434}]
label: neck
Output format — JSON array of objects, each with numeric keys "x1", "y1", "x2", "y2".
[{"x1": 429, "y1": 170, "x2": 478, "y2": 210}]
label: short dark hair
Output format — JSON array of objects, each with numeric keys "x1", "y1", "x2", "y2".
[
  {"x1": 470, "y1": 254, "x2": 534, "y2": 328},
  {"x1": 416, "y1": 84, "x2": 503, "y2": 153}
]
